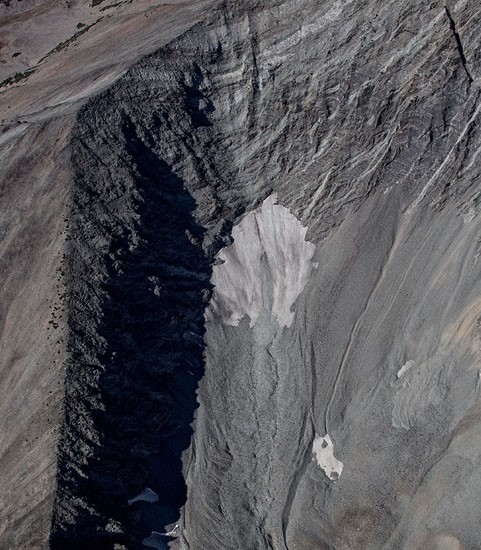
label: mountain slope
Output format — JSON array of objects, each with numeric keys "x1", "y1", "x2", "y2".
[{"x1": 2, "y1": 0, "x2": 481, "y2": 548}]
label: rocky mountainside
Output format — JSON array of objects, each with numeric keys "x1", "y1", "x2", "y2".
[{"x1": 2, "y1": 0, "x2": 481, "y2": 549}]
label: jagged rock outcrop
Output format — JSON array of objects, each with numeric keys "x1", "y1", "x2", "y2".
[{"x1": 2, "y1": 0, "x2": 481, "y2": 548}]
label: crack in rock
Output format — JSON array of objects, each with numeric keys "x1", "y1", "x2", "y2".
[{"x1": 444, "y1": 6, "x2": 473, "y2": 83}]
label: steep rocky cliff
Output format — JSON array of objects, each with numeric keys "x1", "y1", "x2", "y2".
[{"x1": 2, "y1": 0, "x2": 481, "y2": 548}]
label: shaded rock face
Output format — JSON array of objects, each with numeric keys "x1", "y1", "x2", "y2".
[
  {"x1": 19, "y1": 0, "x2": 481, "y2": 548},
  {"x1": 51, "y1": 118, "x2": 214, "y2": 547}
]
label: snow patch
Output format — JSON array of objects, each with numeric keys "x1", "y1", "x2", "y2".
[
  {"x1": 128, "y1": 487, "x2": 159, "y2": 505},
  {"x1": 142, "y1": 526, "x2": 179, "y2": 549},
  {"x1": 208, "y1": 194, "x2": 317, "y2": 328},
  {"x1": 397, "y1": 360, "x2": 415, "y2": 379},
  {"x1": 312, "y1": 433, "x2": 343, "y2": 481}
]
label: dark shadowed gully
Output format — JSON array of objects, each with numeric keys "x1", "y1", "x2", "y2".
[{"x1": 51, "y1": 116, "x2": 213, "y2": 548}]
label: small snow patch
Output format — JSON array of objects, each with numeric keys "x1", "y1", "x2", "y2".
[
  {"x1": 312, "y1": 433, "x2": 343, "y2": 481},
  {"x1": 164, "y1": 524, "x2": 179, "y2": 537},
  {"x1": 128, "y1": 487, "x2": 159, "y2": 505},
  {"x1": 397, "y1": 360, "x2": 415, "y2": 379},
  {"x1": 141, "y1": 525, "x2": 180, "y2": 549},
  {"x1": 208, "y1": 194, "x2": 317, "y2": 328}
]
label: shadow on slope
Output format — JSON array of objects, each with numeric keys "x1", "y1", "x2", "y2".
[{"x1": 51, "y1": 117, "x2": 211, "y2": 549}]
